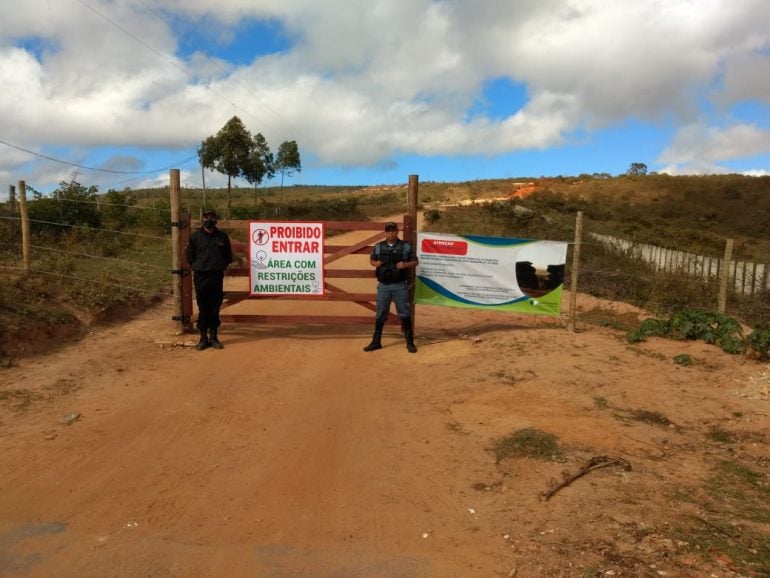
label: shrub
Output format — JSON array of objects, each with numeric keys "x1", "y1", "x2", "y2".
[
  {"x1": 747, "y1": 325, "x2": 770, "y2": 361},
  {"x1": 492, "y1": 428, "x2": 565, "y2": 462},
  {"x1": 627, "y1": 309, "x2": 745, "y2": 355},
  {"x1": 423, "y1": 209, "x2": 442, "y2": 224}
]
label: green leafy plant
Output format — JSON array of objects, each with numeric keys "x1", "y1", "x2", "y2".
[
  {"x1": 673, "y1": 354, "x2": 693, "y2": 366},
  {"x1": 626, "y1": 309, "x2": 745, "y2": 355},
  {"x1": 747, "y1": 325, "x2": 770, "y2": 361}
]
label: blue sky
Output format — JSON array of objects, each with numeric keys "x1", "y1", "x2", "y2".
[{"x1": 1, "y1": 0, "x2": 770, "y2": 197}]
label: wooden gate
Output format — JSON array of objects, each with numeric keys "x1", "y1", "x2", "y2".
[{"x1": 172, "y1": 174, "x2": 420, "y2": 332}]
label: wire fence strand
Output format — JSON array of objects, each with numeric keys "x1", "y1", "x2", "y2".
[
  {"x1": 0, "y1": 266, "x2": 172, "y2": 296},
  {"x1": 0, "y1": 215, "x2": 171, "y2": 241},
  {"x1": 0, "y1": 243, "x2": 169, "y2": 270}
]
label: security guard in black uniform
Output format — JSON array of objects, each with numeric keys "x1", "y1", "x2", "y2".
[{"x1": 186, "y1": 210, "x2": 233, "y2": 350}]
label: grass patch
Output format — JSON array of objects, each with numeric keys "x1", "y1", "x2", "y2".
[
  {"x1": 706, "y1": 460, "x2": 770, "y2": 521},
  {"x1": 669, "y1": 519, "x2": 770, "y2": 576},
  {"x1": 673, "y1": 353, "x2": 694, "y2": 366},
  {"x1": 707, "y1": 426, "x2": 737, "y2": 444},
  {"x1": 490, "y1": 369, "x2": 517, "y2": 385},
  {"x1": 593, "y1": 396, "x2": 609, "y2": 409},
  {"x1": 578, "y1": 308, "x2": 641, "y2": 332},
  {"x1": 667, "y1": 458, "x2": 770, "y2": 575},
  {"x1": 628, "y1": 409, "x2": 673, "y2": 427},
  {"x1": 0, "y1": 388, "x2": 43, "y2": 412},
  {"x1": 492, "y1": 427, "x2": 565, "y2": 463},
  {"x1": 627, "y1": 347, "x2": 667, "y2": 361}
]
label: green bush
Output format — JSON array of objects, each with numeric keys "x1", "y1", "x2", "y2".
[
  {"x1": 747, "y1": 325, "x2": 770, "y2": 361},
  {"x1": 627, "y1": 309, "x2": 745, "y2": 355},
  {"x1": 423, "y1": 209, "x2": 442, "y2": 224}
]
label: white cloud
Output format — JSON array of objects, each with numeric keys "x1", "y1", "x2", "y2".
[
  {"x1": 1, "y1": 0, "x2": 770, "y2": 186},
  {"x1": 659, "y1": 123, "x2": 770, "y2": 169}
]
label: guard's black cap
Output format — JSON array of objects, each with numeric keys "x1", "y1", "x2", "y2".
[
  {"x1": 202, "y1": 209, "x2": 217, "y2": 218},
  {"x1": 384, "y1": 222, "x2": 398, "y2": 231}
]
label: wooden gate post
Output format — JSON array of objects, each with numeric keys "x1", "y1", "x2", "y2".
[
  {"x1": 18, "y1": 180, "x2": 30, "y2": 274},
  {"x1": 568, "y1": 211, "x2": 583, "y2": 332},
  {"x1": 169, "y1": 169, "x2": 186, "y2": 334},
  {"x1": 180, "y1": 212, "x2": 193, "y2": 333}
]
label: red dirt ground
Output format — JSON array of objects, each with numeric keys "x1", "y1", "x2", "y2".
[{"x1": 1, "y1": 227, "x2": 769, "y2": 578}]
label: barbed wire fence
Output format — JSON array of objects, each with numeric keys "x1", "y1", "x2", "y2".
[
  {"x1": 569, "y1": 215, "x2": 770, "y2": 331},
  {"x1": 0, "y1": 203, "x2": 176, "y2": 302},
  {"x1": 1, "y1": 187, "x2": 769, "y2": 335}
]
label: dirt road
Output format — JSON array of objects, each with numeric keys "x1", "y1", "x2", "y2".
[{"x1": 1, "y1": 229, "x2": 769, "y2": 577}]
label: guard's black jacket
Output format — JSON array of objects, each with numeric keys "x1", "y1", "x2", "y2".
[
  {"x1": 186, "y1": 228, "x2": 233, "y2": 272},
  {"x1": 371, "y1": 239, "x2": 416, "y2": 284}
]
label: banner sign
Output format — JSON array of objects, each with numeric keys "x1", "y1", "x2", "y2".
[
  {"x1": 249, "y1": 221, "x2": 325, "y2": 296},
  {"x1": 415, "y1": 232, "x2": 568, "y2": 316}
]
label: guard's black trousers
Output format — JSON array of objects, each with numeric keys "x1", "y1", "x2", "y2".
[{"x1": 193, "y1": 271, "x2": 225, "y2": 332}]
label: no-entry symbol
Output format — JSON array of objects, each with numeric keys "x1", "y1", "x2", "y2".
[{"x1": 252, "y1": 228, "x2": 269, "y2": 245}]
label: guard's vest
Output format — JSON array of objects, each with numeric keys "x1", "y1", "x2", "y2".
[{"x1": 374, "y1": 240, "x2": 411, "y2": 284}]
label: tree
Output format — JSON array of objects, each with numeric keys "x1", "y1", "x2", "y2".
[
  {"x1": 102, "y1": 189, "x2": 137, "y2": 231},
  {"x1": 626, "y1": 162, "x2": 648, "y2": 177},
  {"x1": 28, "y1": 181, "x2": 101, "y2": 235},
  {"x1": 274, "y1": 140, "x2": 302, "y2": 191},
  {"x1": 198, "y1": 116, "x2": 274, "y2": 212},
  {"x1": 245, "y1": 132, "x2": 275, "y2": 206}
]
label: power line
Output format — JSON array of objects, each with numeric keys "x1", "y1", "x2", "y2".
[
  {"x1": 0, "y1": 139, "x2": 198, "y2": 175},
  {"x1": 137, "y1": 0, "x2": 299, "y2": 134}
]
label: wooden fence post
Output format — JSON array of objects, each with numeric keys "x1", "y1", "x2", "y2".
[
  {"x1": 406, "y1": 174, "x2": 419, "y2": 324},
  {"x1": 8, "y1": 185, "x2": 16, "y2": 214},
  {"x1": 568, "y1": 211, "x2": 583, "y2": 332},
  {"x1": 18, "y1": 181, "x2": 30, "y2": 274},
  {"x1": 170, "y1": 169, "x2": 185, "y2": 334},
  {"x1": 717, "y1": 238, "x2": 734, "y2": 314}
]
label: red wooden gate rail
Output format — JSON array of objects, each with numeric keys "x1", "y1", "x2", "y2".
[{"x1": 173, "y1": 174, "x2": 419, "y2": 332}]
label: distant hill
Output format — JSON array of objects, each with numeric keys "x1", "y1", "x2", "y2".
[{"x1": 124, "y1": 174, "x2": 769, "y2": 260}]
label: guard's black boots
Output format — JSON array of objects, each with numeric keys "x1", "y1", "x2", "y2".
[
  {"x1": 402, "y1": 317, "x2": 417, "y2": 353},
  {"x1": 196, "y1": 329, "x2": 209, "y2": 351},
  {"x1": 363, "y1": 321, "x2": 385, "y2": 351},
  {"x1": 209, "y1": 329, "x2": 223, "y2": 349}
]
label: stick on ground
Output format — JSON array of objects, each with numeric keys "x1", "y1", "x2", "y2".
[{"x1": 543, "y1": 456, "x2": 632, "y2": 501}]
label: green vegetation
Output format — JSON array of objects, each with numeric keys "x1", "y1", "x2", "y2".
[
  {"x1": 707, "y1": 426, "x2": 737, "y2": 444},
  {"x1": 747, "y1": 324, "x2": 770, "y2": 361},
  {"x1": 593, "y1": 395, "x2": 609, "y2": 409},
  {"x1": 0, "y1": 180, "x2": 170, "y2": 356},
  {"x1": 492, "y1": 427, "x2": 565, "y2": 462},
  {"x1": 626, "y1": 309, "x2": 746, "y2": 355},
  {"x1": 2, "y1": 172, "x2": 769, "y2": 355},
  {"x1": 198, "y1": 116, "x2": 276, "y2": 211},
  {"x1": 669, "y1": 459, "x2": 770, "y2": 575},
  {"x1": 627, "y1": 409, "x2": 673, "y2": 427},
  {"x1": 0, "y1": 388, "x2": 43, "y2": 412},
  {"x1": 673, "y1": 353, "x2": 694, "y2": 366}
]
